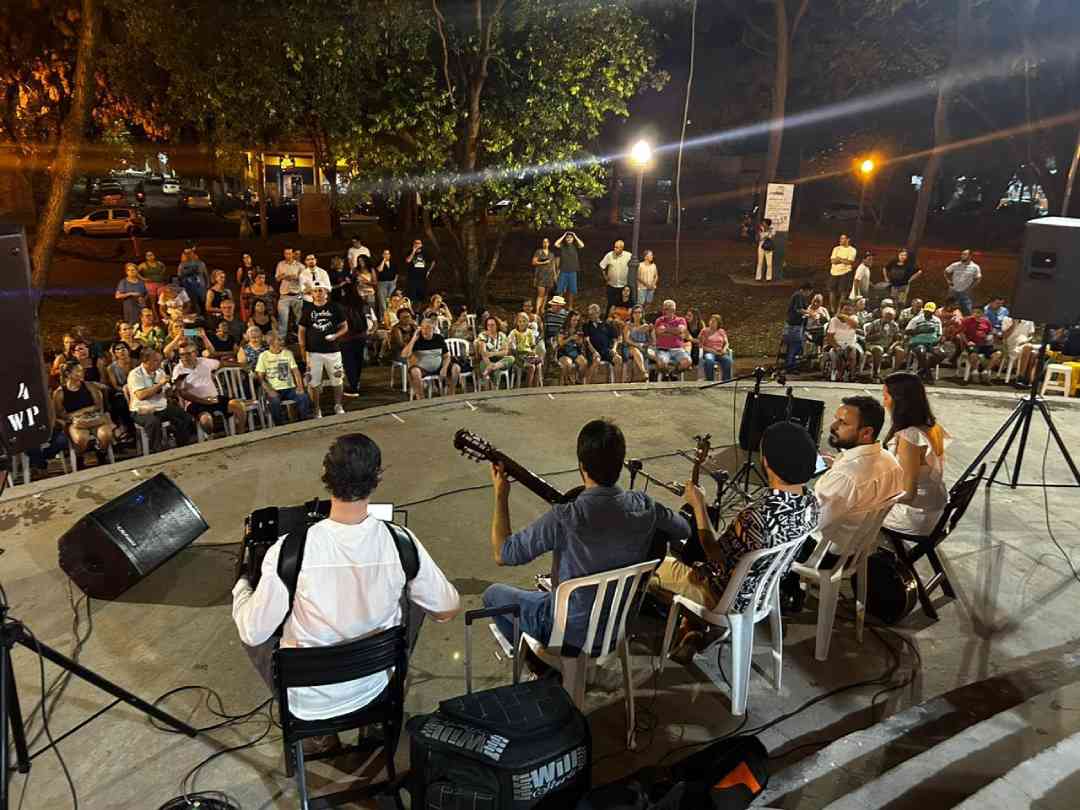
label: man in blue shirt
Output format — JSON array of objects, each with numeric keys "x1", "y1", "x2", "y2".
[
  {"x1": 483, "y1": 419, "x2": 691, "y2": 656},
  {"x1": 984, "y1": 296, "x2": 1009, "y2": 334}
]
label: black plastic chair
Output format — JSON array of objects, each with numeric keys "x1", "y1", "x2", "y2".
[
  {"x1": 881, "y1": 463, "x2": 986, "y2": 621},
  {"x1": 273, "y1": 625, "x2": 408, "y2": 810}
]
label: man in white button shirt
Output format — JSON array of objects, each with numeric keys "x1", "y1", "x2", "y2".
[
  {"x1": 299, "y1": 253, "x2": 331, "y2": 304},
  {"x1": 232, "y1": 433, "x2": 461, "y2": 750},
  {"x1": 126, "y1": 349, "x2": 195, "y2": 452},
  {"x1": 599, "y1": 239, "x2": 631, "y2": 311}
]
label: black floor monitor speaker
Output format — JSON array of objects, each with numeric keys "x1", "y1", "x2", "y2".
[
  {"x1": 58, "y1": 474, "x2": 209, "y2": 599},
  {"x1": 739, "y1": 392, "x2": 825, "y2": 452},
  {"x1": 1012, "y1": 217, "x2": 1080, "y2": 325}
]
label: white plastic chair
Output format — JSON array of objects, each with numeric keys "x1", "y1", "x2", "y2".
[
  {"x1": 1042, "y1": 363, "x2": 1074, "y2": 397},
  {"x1": 659, "y1": 536, "x2": 806, "y2": 716},
  {"x1": 445, "y1": 338, "x2": 477, "y2": 393},
  {"x1": 791, "y1": 496, "x2": 903, "y2": 661},
  {"x1": 389, "y1": 360, "x2": 408, "y2": 392},
  {"x1": 489, "y1": 559, "x2": 660, "y2": 749},
  {"x1": 408, "y1": 367, "x2": 444, "y2": 400},
  {"x1": 124, "y1": 385, "x2": 173, "y2": 457},
  {"x1": 68, "y1": 439, "x2": 115, "y2": 470},
  {"x1": 512, "y1": 358, "x2": 544, "y2": 388},
  {"x1": 13, "y1": 447, "x2": 70, "y2": 484},
  {"x1": 214, "y1": 366, "x2": 266, "y2": 431}
]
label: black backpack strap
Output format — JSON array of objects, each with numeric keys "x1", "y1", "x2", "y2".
[
  {"x1": 276, "y1": 497, "x2": 322, "y2": 623},
  {"x1": 383, "y1": 520, "x2": 419, "y2": 581}
]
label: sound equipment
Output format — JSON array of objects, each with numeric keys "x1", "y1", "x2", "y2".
[
  {"x1": 0, "y1": 225, "x2": 51, "y2": 455},
  {"x1": 1011, "y1": 217, "x2": 1080, "y2": 325},
  {"x1": 738, "y1": 391, "x2": 825, "y2": 452},
  {"x1": 58, "y1": 474, "x2": 208, "y2": 599},
  {"x1": 850, "y1": 548, "x2": 918, "y2": 625},
  {"x1": 237, "y1": 498, "x2": 328, "y2": 588}
]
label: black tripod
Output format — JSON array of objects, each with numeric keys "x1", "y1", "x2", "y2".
[
  {"x1": 725, "y1": 366, "x2": 772, "y2": 504},
  {"x1": 958, "y1": 329, "x2": 1080, "y2": 490},
  {"x1": 1, "y1": 601, "x2": 198, "y2": 809}
]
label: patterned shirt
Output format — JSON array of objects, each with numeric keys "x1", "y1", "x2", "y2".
[{"x1": 699, "y1": 489, "x2": 820, "y2": 611}]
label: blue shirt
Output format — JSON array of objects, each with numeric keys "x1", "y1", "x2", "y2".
[
  {"x1": 501, "y1": 485, "x2": 690, "y2": 652},
  {"x1": 984, "y1": 304, "x2": 1009, "y2": 332}
]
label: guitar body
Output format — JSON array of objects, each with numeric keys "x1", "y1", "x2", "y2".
[
  {"x1": 664, "y1": 503, "x2": 722, "y2": 566},
  {"x1": 851, "y1": 548, "x2": 919, "y2": 625}
]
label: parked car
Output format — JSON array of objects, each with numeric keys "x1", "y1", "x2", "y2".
[
  {"x1": 179, "y1": 188, "x2": 213, "y2": 210},
  {"x1": 63, "y1": 207, "x2": 146, "y2": 236},
  {"x1": 162, "y1": 179, "x2": 181, "y2": 195},
  {"x1": 99, "y1": 183, "x2": 126, "y2": 206},
  {"x1": 821, "y1": 201, "x2": 861, "y2": 222}
]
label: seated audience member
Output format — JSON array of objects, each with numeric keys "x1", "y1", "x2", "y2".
[
  {"x1": 163, "y1": 317, "x2": 211, "y2": 362},
  {"x1": 115, "y1": 321, "x2": 145, "y2": 360},
  {"x1": 246, "y1": 269, "x2": 276, "y2": 319},
  {"x1": 881, "y1": 372, "x2": 951, "y2": 536},
  {"x1": 204, "y1": 269, "x2": 233, "y2": 318},
  {"x1": 699, "y1": 314, "x2": 732, "y2": 382},
  {"x1": 897, "y1": 297, "x2": 923, "y2": 331},
  {"x1": 825, "y1": 301, "x2": 861, "y2": 381},
  {"x1": 422, "y1": 293, "x2": 453, "y2": 327},
  {"x1": 52, "y1": 361, "x2": 115, "y2": 464},
  {"x1": 448, "y1": 305, "x2": 475, "y2": 341},
  {"x1": 983, "y1": 296, "x2": 1009, "y2": 334},
  {"x1": 384, "y1": 289, "x2": 412, "y2": 328},
  {"x1": 102, "y1": 341, "x2": 137, "y2": 439},
  {"x1": 237, "y1": 326, "x2": 266, "y2": 371},
  {"x1": 543, "y1": 296, "x2": 569, "y2": 356},
  {"x1": 652, "y1": 421, "x2": 819, "y2": 646},
  {"x1": 607, "y1": 286, "x2": 633, "y2": 322},
  {"x1": 137, "y1": 250, "x2": 169, "y2": 302},
  {"x1": 134, "y1": 307, "x2": 167, "y2": 353},
  {"x1": 582, "y1": 303, "x2": 623, "y2": 383},
  {"x1": 476, "y1": 315, "x2": 514, "y2": 386},
  {"x1": 684, "y1": 306, "x2": 705, "y2": 367},
  {"x1": 50, "y1": 333, "x2": 78, "y2": 386},
  {"x1": 127, "y1": 350, "x2": 195, "y2": 452},
  {"x1": 852, "y1": 296, "x2": 873, "y2": 329},
  {"x1": 557, "y1": 311, "x2": 588, "y2": 385},
  {"x1": 652, "y1": 299, "x2": 691, "y2": 380},
  {"x1": 157, "y1": 284, "x2": 191, "y2": 322},
  {"x1": 507, "y1": 312, "x2": 542, "y2": 387},
  {"x1": 387, "y1": 308, "x2": 417, "y2": 362},
  {"x1": 207, "y1": 319, "x2": 239, "y2": 361},
  {"x1": 959, "y1": 305, "x2": 998, "y2": 383},
  {"x1": 232, "y1": 433, "x2": 460, "y2": 750},
  {"x1": 484, "y1": 420, "x2": 690, "y2": 657},
  {"x1": 72, "y1": 340, "x2": 106, "y2": 384},
  {"x1": 255, "y1": 333, "x2": 312, "y2": 424},
  {"x1": 905, "y1": 301, "x2": 944, "y2": 381},
  {"x1": 804, "y1": 294, "x2": 830, "y2": 353},
  {"x1": 1001, "y1": 316, "x2": 1036, "y2": 383},
  {"x1": 116, "y1": 262, "x2": 148, "y2": 325},
  {"x1": 214, "y1": 297, "x2": 246, "y2": 345},
  {"x1": 403, "y1": 317, "x2": 460, "y2": 398},
  {"x1": 172, "y1": 340, "x2": 247, "y2": 436},
  {"x1": 624, "y1": 305, "x2": 652, "y2": 382},
  {"x1": 247, "y1": 298, "x2": 278, "y2": 337},
  {"x1": 938, "y1": 299, "x2": 966, "y2": 364},
  {"x1": 863, "y1": 307, "x2": 903, "y2": 382}
]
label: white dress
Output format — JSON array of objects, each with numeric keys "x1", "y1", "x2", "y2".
[{"x1": 883, "y1": 426, "x2": 951, "y2": 536}]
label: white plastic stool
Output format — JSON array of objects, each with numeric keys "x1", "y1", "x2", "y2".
[{"x1": 1042, "y1": 363, "x2": 1073, "y2": 397}]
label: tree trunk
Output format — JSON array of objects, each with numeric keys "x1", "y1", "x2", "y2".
[
  {"x1": 256, "y1": 150, "x2": 268, "y2": 239},
  {"x1": 30, "y1": 0, "x2": 101, "y2": 292},
  {"x1": 1062, "y1": 126, "x2": 1080, "y2": 216},
  {"x1": 460, "y1": 212, "x2": 484, "y2": 310},
  {"x1": 764, "y1": 0, "x2": 791, "y2": 186}
]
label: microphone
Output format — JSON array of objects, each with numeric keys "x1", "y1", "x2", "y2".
[{"x1": 626, "y1": 458, "x2": 643, "y2": 490}]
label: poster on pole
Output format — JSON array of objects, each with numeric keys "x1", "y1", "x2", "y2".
[{"x1": 762, "y1": 183, "x2": 795, "y2": 281}]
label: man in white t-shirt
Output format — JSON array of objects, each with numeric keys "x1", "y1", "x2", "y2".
[
  {"x1": 825, "y1": 300, "x2": 861, "y2": 381},
  {"x1": 171, "y1": 340, "x2": 247, "y2": 436},
  {"x1": 233, "y1": 433, "x2": 460, "y2": 751},
  {"x1": 828, "y1": 233, "x2": 857, "y2": 312},
  {"x1": 850, "y1": 252, "x2": 873, "y2": 301},
  {"x1": 126, "y1": 349, "x2": 195, "y2": 452},
  {"x1": 346, "y1": 237, "x2": 371, "y2": 270},
  {"x1": 599, "y1": 240, "x2": 631, "y2": 310},
  {"x1": 299, "y1": 253, "x2": 331, "y2": 304}
]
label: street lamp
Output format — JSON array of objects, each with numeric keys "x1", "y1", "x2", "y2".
[
  {"x1": 856, "y1": 157, "x2": 876, "y2": 246},
  {"x1": 629, "y1": 139, "x2": 652, "y2": 263}
]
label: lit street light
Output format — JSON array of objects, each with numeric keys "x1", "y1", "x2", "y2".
[
  {"x1": 629, "y1": 139, "x2": 652, "y2": 275},
  {"x1": 856, "y1": 156, "x2": 877, "y2": 246}
]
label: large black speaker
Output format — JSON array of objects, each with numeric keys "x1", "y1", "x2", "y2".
[
  {"x1": 58, "y1": 474, "x2": 208, "y2": 599},
  {"x1": 1012, "y1": 217, "x2": 1080, "y2": 325},
  {"x1": 0, "y1": 225, "x2": 52, "y2": 455},
  {"x1": 738, "y1": 392, "x2": 825, "y2": 452}
]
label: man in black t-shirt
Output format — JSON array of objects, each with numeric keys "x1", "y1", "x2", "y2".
[
  {"x1": 405, "y1": 240, "x2": 434, "y2": 306},
  {"x1": 298, "y1": 284, "x2": 348, "y2": 417},
  {"x1": 882, "y1": 248, "x2": 922, "y2": 304},
  {"x1": 211, "y1": 298, "x2": 246, "y2": 345},
  {"x1": 402, "y1": 317, "x2": 460, "y2": 399},
  {"x1": 582, "y1": 303, "x2": 622, "y2": 383}
]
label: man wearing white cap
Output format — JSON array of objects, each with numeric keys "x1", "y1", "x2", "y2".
[{"x1": 299, "y1": 283, "x2": 347, "y2": 416}]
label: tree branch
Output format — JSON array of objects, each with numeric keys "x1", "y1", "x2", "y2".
[
  {"x1": 431, "y1": 0, "x2": 457, "y2": 107},
  {"x1": 791, "y1": 0, "x2": 812, "y2": 40}
]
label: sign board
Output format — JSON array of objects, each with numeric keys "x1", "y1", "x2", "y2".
[{"x1": 763, "y1": 183, "x2": 795, "y2": 232}]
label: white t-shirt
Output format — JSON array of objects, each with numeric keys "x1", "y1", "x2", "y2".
[
  {"x1": 599, "y1": 251, "x2": 631, "y2": 287},
  {"x1": 850, "y1": 263, "x2": 871, "y2": 299},
  {"x1": 827, "y1": 315, "x2": 859, "y2": 349},
  {"x1": 1003, "y1": 317, "x2": 1035, "y2": 356},
  {"x1": 172, "y1": 357, "x2": 220, "y2": 401},
  {"x1": 127, "y1": 365, "x2": 169, "y2": 414},
  {"x1": 830, "y1": 245, "x2": 857, "y2": 276},
  {"x1": 299, "y1": 267, "x2": 331, "y2": 302},
  {"x1": 347, "y1": 245, "x2": 371, "y2": 269},
  {"x1": 232, "y1": 516, "x2": 460, "y2": 720}
]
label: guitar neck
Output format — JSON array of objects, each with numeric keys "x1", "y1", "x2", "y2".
[{"x1": 492, "y1": 451, "x2": 567, "y2": 504}]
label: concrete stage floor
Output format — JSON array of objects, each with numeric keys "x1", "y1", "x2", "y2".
[{"x1": 4, "y1": 380, "x2": 1080, "y2": 809}]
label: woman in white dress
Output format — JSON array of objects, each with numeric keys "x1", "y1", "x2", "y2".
[{"x1": 881, "y1": 371, "x2": 951, "y2": 535}]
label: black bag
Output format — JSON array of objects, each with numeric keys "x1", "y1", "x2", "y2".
[
  {"x1": 407, "y1": 606, "x2": 591, "y2": 809},
  {"x1": 761, "y1": 237, "x2": 774, "y2": 252}
]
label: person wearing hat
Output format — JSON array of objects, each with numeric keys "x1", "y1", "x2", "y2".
[
  {"x1": 905, "y1": 301, "x2": 944, "y2": 382},
  {"x1": 298, "y1": 283, "x2": 348, "y2": 417},
  {"x1": 652, "y1": 421, "x2": 821, "y2": 616},
  {"x1": 543, "y1": 296, "x2": 569, "y2": 366}
]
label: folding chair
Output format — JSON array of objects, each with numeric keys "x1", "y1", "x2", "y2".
[
  {"x1": 659, "y1": 537, "x2": 805, "y2": 716},
  {"x1": 273, "y1": 626, "x2": 408, "y2": 810},
  {"x1": 882, "y1": 464, "x2": 985, "y2": 621},
  {"x1": 488, "y1": 559, "x2": 660, "y2": 749},
  {"x1": 215, "y1": 366, "x2": 268, "y2": 431}
]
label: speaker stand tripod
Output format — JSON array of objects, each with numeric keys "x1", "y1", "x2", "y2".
[
  {"x1": 723, "y1": 366, "x2": 772, "y2": 506},
  {"x1": 957, "y1": 332, "x2": 1080, "y2": 490},
  {"x1": 1, "y1": 601, "x2": 198, "y2": 809}
]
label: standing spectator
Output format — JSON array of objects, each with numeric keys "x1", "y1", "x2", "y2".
[
  {"x1": 883, "y1": 248, "x2": 922, "y2": 304},
  {"x1": 943, "y1": 249, "x2": 981, "y2": 315},
  {"x1": 300, "y1": 253, "x2": 331, "y2": 304},
  {"x1": 636, "y1": 249, "x2": 658, "y2": 306},
  {"x1": 236, "y1": 252, "x2": 259, "y2": 319},
  {"x1": 864, "y1": 307, "x2": 903, "y2": 382},
  {"x1": 782, "y1": 281, "x2": 812, "y2": 373},
  {"x1": 405, "y1": 239, "x2": 434, "y2": 305},
  {"x1": 178, "y1": 248, "x2": 209, "y2": 314},
  {"x1": 214, "y1": 298, "x2": 246, "y2": 345},
  {"x1": 327, "y1": 255, "x2": 351, "y2": 303},
  {"x1": 116, "y1": 263, "x2": 148, "y2": 325},
  {"x1": 476, "y1": 315, "x2": 514, "y2": 386},
  {"x1": 134, "y1": 307, "x2": 167, "y2": 353},
  {"x1": 598, "y1": 239, "x2": 631, "y2": 311},
  {"x1": 582, "y1": 303, "x2": 622, "y2": 383},
  {"x1": 625, "y1": 305, "x2": 653, "y2": 382},
  {"x1": 137, "y1": 251, "x2": 169, "y2": 302},
  {"x1": 204, "y1": 269, "x2": 232, "y2": 318},
  {"x1": 171, "y1": 341, "x2": 247, "y2": 436},
  {"x1": 255, "y1": 333, "x2": 312, "y2": 423},
  {"x1": 983, "y1": 296, "x2": 1009, "y2": 333},
  {"x1": 851, "y1": 251, "x2": 873, "y2": 301},
  {"x1": 652, "y1": 299, "x2": 692, "y2": 380},
  {"x1": 557, "y1": 311, "x2": 588, "y2": 385},
  {"x1": 828, "y1": 233, "x2": 856, "y2": 312},
  {"x1": 127, "y1": 349, "x2": 195, "y2": 452},
  {"x1": 755, "y1": 218, "x2": 775, "y2": 282},
  {"x1": 353, "y1": 256, "x2": 377, "y2": 309},
  {"x1": 298, "y1": 284, "x2": 348, "y2": 417},
  {"x1": 339, "y1": 273, "x2": 372, "y2": 396},
  {"x1": 554, "y1": 231, "x2": 584, "y2": 311},
  {"x1": 531, "y1": 237, "x2": 557, "y2": 315},
  {"x1": 825, "y1": 301, "x2": 861, "y2": 382},
  {"x1": 275, "y1": 247, "x2": 304, "y2": 338},
  {"x1": 905, "y1": 301, "x2": 945, "y2": 381},
  {"x1": 52, "y1": 361, "x2": 115, "y2": 465},
  {"x1": 375, "y1": 249, "x2": 398, "y2": 318},
  {"x1": 508, "y1": 312, "x2": 543, "y2": 387},
  {"x1": 700, "y1": 315, "x2": 732, "y2": 382},
  {"x1": 347, "y1": 236, "x2": 371, "y2": 270}
]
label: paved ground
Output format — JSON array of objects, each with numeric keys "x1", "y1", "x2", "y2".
[{"x1": 4, "y1": 381, "x2": 1080, "y2": 808}]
